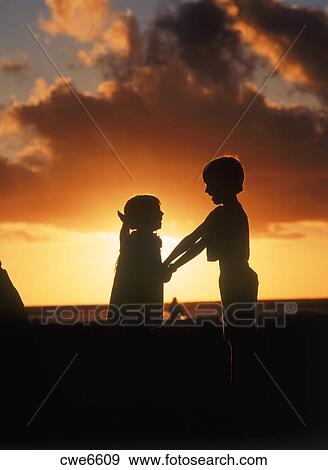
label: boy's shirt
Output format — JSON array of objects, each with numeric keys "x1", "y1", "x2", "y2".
[{"x1": 203, "y1": 202, "x2": 250, "y2": 263}]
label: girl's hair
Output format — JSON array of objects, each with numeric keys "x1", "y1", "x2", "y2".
[
  {"x1": 123, "y1": 195, "x2": 161, "y2": 229},
  {"x1": 202, "y1": 155, "x2": 244, "y2": 194}
]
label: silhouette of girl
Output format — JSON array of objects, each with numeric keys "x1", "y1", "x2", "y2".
[
  {"x1": 164, "y1": 156, "x2": 258, "y2": 385},
  {"x1": 109, "y1": 195, "x2": 171, "y2": 326}
]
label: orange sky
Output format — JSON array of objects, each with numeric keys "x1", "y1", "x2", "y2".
[
  {"x1": 0, "y1": 0, "x2": 327, "y2": 305},
  {"x1": 1, "y1": 219, "x2": 327, "y2": 306}
]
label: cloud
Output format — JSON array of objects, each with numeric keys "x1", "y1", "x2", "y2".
[
  {"x1": 39, "y1": 0, "x2": 110, "y2": 42},
  {"x1": 267, "y1": 220, "x2": 328, "y2": 239},
  {"x1": 17, "y1": 137, "x2": 54, "y2": 172},
  {"x1": 40, "y1": 0, "x2": 141, "y2": 81},
  {"x1": 3, "y1": 73, "x2": 328, "y2": 233},
  {"x1": 146, "y1": 0, "x2": 255, "y2": 91},
  {"x1": 234, "y1": 0, "x2": 328, "y2": 103},
  {"x1": 0, "y1": 108, "x2": 20, "y2": 138},
  {"x1": 0, "y1": 56, "x2": 27, "y2": 74},
  {"x1": 0, "y1": 223, "x2": 53, "y2": 242},
  {"x1": 0, "y1": 156, "x2": 41, "y2": 203},
  {"x1": 0, "y1": 222, "x2": 115, "y2": 243}
]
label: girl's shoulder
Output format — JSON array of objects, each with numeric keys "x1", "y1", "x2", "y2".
[
  {"x1": 148, "y1": 233, "x2": 162, "y2": 249},
  {"x1": 129, "y1": 231, "x2": 162, "y2": 249}
]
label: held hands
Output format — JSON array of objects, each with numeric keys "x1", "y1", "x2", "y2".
[
  {"x1": 117, "y1": 209, "x2": 179, "y2": 281},
  {"x1": 162, "y1": 263, "x2": 177, "y2": 283}
]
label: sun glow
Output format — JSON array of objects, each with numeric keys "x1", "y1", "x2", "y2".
[{"x1": 0, "y1": 222, "x2": 326, "y2": 307}]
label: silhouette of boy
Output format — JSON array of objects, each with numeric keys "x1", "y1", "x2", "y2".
[{"x1": 164, "y1": 156, "x2": 258, "y2": 385}]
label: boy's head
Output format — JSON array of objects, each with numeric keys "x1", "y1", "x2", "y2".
[
  {"x1": 124, "y1": 195, "x2": 163, "y2": 231},
  {"x1": 202, "y1": 155, "x2": 244, "y2": 204}
]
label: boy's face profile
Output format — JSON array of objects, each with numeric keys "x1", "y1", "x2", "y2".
[
  {"x1": 202, "y1": 157, "x2": 243, "y2": 204},
  {"x1": 204, "y1": 175, "x2": 228, "y2": 205}
]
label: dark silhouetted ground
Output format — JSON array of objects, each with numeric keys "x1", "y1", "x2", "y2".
[{"x1": 0, "y1": 300, "x2": 328, "y2": 449}]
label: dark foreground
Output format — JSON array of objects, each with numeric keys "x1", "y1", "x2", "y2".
[{"x1": 1, "y1": 307, "x2": 328, "y2": 449}]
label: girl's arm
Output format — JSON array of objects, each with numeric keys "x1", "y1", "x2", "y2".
[
  {"x1": 170, "y1": 236, "x2": 207, "y2": 271},
  {"x1": 163, "y1": 220, "x2": 208, "y2": 266},
  {"x1": 117, "y1": 211, "x2": 129, "y2": 251}
]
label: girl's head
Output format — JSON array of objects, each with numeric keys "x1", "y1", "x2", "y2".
[
  {"x1": 123, "y1": 195, "x2": 163, "y2": 231},
  {"x1": 202, "y1": 155, "x2": 244, "y2": 204}
]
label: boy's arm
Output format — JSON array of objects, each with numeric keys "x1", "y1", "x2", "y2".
[
  {"x1": 163, "y1": 220, "x2": 208, "y2": 266},
  {"x1": 170, "y1": 237, "x2": 207, "y2": 271}
]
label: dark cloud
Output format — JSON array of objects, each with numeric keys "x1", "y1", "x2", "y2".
[
  {"x1": 0, "y1": 157, "x2": 39, "y2": 197},
  {"x1": 93, "y1": 13, "x2": 143, "y2": 82},
  {"x1": 91, "y1": 0, "x2": 254, "y2": 89},
  {"x1": 6, "y1": 67, "x2": 327, "y2": 234},
  {"x1": 235, "y1": 0, "x2": 328, "y2": 103},
  {"x1": 0, "y1": 57, "x2": 28, "y2": 74},
  {"x1": 145, "y1": 0, "x2": 254, "y2": 91},
  {"x1": 0, "y1": 157, "x2": 47, "y2": 224}
]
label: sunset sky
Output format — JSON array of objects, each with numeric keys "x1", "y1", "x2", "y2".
[{"x1": 0, "y1": 0, "x2": 327, "y2": 305}]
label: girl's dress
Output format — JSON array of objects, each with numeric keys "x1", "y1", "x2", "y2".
[{"x1": 109, "y1": 230, "x2": 164, "y2": 324}]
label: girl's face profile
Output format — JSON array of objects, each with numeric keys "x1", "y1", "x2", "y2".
[
  {"x1": 140, "y1": 204, "x2": 163, "y2": 231},
  {"x1": 151, "y1": 207, "x2": 163, "y2": 230},
  {"x1": 124, "y1": 197, "x2": 163, "y2": 231}
]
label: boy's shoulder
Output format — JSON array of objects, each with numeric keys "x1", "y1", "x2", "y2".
[
  {"x1": 205, "y1": 205, "x2": 224, "y2": 224},
  {"x1": 205, "y1": 202, "x2": 247, "y2": 226}
]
